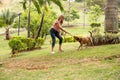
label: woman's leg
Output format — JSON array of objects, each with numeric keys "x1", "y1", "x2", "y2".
[
  {"x1": 55, "y1": 33, "x2": 63, "y2": 52},
  {"x1": 50, "y1": 29, "x2": 56, "y2": 53}
]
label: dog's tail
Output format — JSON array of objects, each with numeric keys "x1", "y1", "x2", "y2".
[
  {"x1": 88, "y1": 31, "x2": 94, "y2": 46},
  {"x1": 88, "y1": 31, "x2": 92, "y2": 38}
]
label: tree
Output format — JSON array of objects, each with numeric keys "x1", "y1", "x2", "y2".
[
  {"x1": 105, "y1": 0, "x2": 118, "y2": 33},
  {"x1": 87, "y1": 4, "x2": 103, "y2": 22},
  {"x1": 13, "y1": 10, "x2": 57, "y2": 39},
  {"x1": 40, "y1": 11, "x2": 57, "y2": 39},
  {"x1": 75, "y1": 0, "x2": 83, "y2": 2},
  {"x1": 35, "y1": 0, "x2": 64, "y2": 39},
  {"x1": 22, "y1": 0, "x2": 41, "y2": 38},
  {"x1": 27, "y1": 0, "x2": 31, "y2": 38},
  {"x1": 22, "y1": 0, "x2": 64, "y2": 39},
  {"x1": 64, "y1": 9, "x2": 80, "y2": 21},
  {"x1": 0, "y1": 1, "x2": 2, "y2": 4},
  {"x1": 0, "y1": 9, "x2": 17, "y2": 40},
  {"x1": 86, "y1": 0, "x2": 105, "y2": 10},
  {"x1": 117, "y1": 0, "x2": 120, "y2": 8}
]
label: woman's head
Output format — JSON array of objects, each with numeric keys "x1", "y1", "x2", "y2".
[{"x1": 58, "y1": 15, "x2": 64, "y2": 24}]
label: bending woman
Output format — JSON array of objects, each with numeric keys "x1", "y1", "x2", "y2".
[{"x1": 50, "y1": 15, "x2": 69, "y2": 54}]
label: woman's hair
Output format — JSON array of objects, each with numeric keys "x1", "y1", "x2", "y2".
[{"x1": 58, "y1": 15, "x2": 64, "y2": 24}]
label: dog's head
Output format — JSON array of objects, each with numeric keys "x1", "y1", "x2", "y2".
[{"x1": 73, "y1": 36, "x2": 80, "y2": 41}]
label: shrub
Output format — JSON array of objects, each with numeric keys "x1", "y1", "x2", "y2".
[
  {"x1": 92, "y1": 33, "x2": 120, "y2": 45},
  {"x1": 9, "y1": 38, "x2": 23, "y2": 52},
  {"x1": 49, "y1": 33, "x2": 120, "y2": 46},
  {"x1": 13, "y1": 10, "x2": 57, "y2": 39},
  {"x1": 91, "y1": 27, "x2": 101, "y2": 35},
  {"x1": 104, "y1": 33, "x2": 119, "y2": 44},
  {"x1": 26, "y1": 38, "x2": 36, "y2": 50},
  {"x1": 63, "y1": 36, "x2": 75, "y2": 43},
  {"x1": 92, "y1": 34, "x2": 103, "y2": 45},
  {"x1": 49, "y1": 36, "x2": 76, "y2": 44},
  {"x1": 36, "y1": 37, "x2": 44, "y2": 48},
  {"x1": 118, "y1": 19, "x2": 120, "y2": 28},
  {"x1": 119, "y1": 23, "x2": 120, "y2": 28},
  {"x1": 90, "y1": 22, "x2": 101, "y2": 28},
  {"x1": 9, "y1": 36, "x2": 44, "y2": 52}
]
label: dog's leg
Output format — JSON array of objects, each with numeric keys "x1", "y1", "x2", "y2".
[
  {"x1": 77, "y1": 45, "x2": 80, "y2": 50},
  {"x1": 90, "y1": 39, "x2": 94, "y2": 48},
  {"x1": 85, "y1": 44, "x2": 88, "y2": 48},
  {"x1": 77, "y1": 43, "x2": 81, "y2": 50},
  {"x1": 79, "y1": 43, "x2": 83, "y2": 50},
  {"x1": 88, "y1": 31, "x2": 94, "y2": 47}
]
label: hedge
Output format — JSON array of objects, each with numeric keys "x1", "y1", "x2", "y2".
[
  {"x1": 90, "y1": 22, "x2": 101, "y2": 28},
  {"x1": 92, "y1": 33, "x2": 120, "y2": 46},
  {"x1": 9, "y1": 37, "x2": 44, "y2": 55},
  {"x1": 50, "y1": 33, "x2": 120, "y2": 46}
]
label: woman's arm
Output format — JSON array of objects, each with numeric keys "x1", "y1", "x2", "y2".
[{"x1": 56, "y1": 22, "x2": 69, "y2": 34}]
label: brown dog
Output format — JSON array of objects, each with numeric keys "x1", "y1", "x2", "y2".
[{"x1": 74, "y1": 31, "x2": 94, "y2": 50}]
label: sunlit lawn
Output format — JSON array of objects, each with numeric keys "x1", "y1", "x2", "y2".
[{"x1": 0, "y1": 26, "x2": 120, "y2": 80}]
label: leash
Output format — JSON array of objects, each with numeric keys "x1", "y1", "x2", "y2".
[{"x1": 67, "y1": 32, "x2": 74, "y2": 37}]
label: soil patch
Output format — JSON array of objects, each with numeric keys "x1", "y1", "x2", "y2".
[
  {"x1": 5, "y1": 59, "x2": 51, "y2": 70},
  {"x1": 104, "y1": 54, "x2": 120, "y2": 60},
  {"x1": 4, "y1": 57, "x2": 100, "y2": 70}
]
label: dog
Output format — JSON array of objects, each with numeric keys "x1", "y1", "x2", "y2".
[{"x1": 73, "y1": 31, "x2": 94, "y2": 50}]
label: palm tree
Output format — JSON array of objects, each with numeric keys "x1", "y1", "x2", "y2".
[
  {"x1": 105, "y1": 0, "x2": 118, "y2": 33},
  {"x1": 22, "y1": 0, "x2": 64, "y2": 38},
  {"x1": 22, "y1": 0, "x2": 41, "y2": 38},
  {"x1": 0, "y1": 1, "x2": 2, "y2": 4},
  {"x1": 35, "y1": 0, "x2": 64, "y2": 39},
  {"x1": 0, "y1": 9, "x2": 17, "y2": 40},
  {"x1": 28, "y1": 0, "x2": 31, "y2": 38}
]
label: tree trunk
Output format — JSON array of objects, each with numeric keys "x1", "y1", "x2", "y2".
[
  {"x1": 27, "y1": 0, "x2": 31, "y2": 38},
  {"x1": 5, "y1": 27, "x2": 10, "y2": 40},
  {"x1": 105, "y1": 0, "x2": 118, "y2": 33},
  {"x1": 35, "y1": 12, "x2": 44, "y2": 39}
]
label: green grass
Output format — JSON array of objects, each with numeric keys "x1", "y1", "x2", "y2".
[
  {"x1": 0, "y1": 26, "x2": 120, "y2": 80},
  {"x1": 0, "y1": 1, "x2": 120, "y2": 79}
]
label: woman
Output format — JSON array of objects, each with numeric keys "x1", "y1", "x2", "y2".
[{"x1": 50, "y1": 15, "x2": 69, "y2": 54}]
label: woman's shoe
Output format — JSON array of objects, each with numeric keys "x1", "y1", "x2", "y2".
[
  {"x1": 59, "y1": 50, "x2": 64, "y2": 52},
  {"x1": 51, "y1": 51, "x2": 55, "y2": 54}
]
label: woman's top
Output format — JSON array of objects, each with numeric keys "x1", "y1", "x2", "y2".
[{"x1": 52, "y1": 20, "x2": 62, "y2": 32}]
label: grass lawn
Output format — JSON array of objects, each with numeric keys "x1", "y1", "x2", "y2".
[{"x1": 0, "y1": 26, "x2": 120, "y2": 80}]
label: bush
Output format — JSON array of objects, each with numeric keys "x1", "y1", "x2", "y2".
[
  {"x1": 63, "y1": 36, "x2": 75, "y2": 43},
  {"x1": 49, "y1": 33, "x2": 120, "y2": 46},
  {"x1": 104, "y1": 33, "x2": 119, "y2": 44},
  {"x1": 26, "y1": 38, "x2": 36, "y2": 50},
  {"x1": 90, "y1": 22, "x2": 101, "y2": 28},
  {"x1": 92, "y1": 33, "x2": 120, "y2": 45},
  {"x1": 91, "y1": 27, "x2": 101, "y2": 35},
  {"x1": 36, "y1": 37, "x2": 44, "y2": 48},
  {"x1": 92, "y1": 34, "x2": 106, "y2": 45},
  {"x1": 9, "y1": 38, "x2": 23, "y2": 51},
  {"x1": 118, "y1": 18, "x2": 120, "y2": 28},
  {"x1": 118, "y1": 19, "x2": 120, "y2": 28},
  {"x1": 13, "y1": 10, "x2": 57, "y2": 39},
  {"x1": 49, "y1": 36, "x2": 76, "y2": 44},
  {"x1": 9, "y1": 36, "x2": 44, "y2": 52}
]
